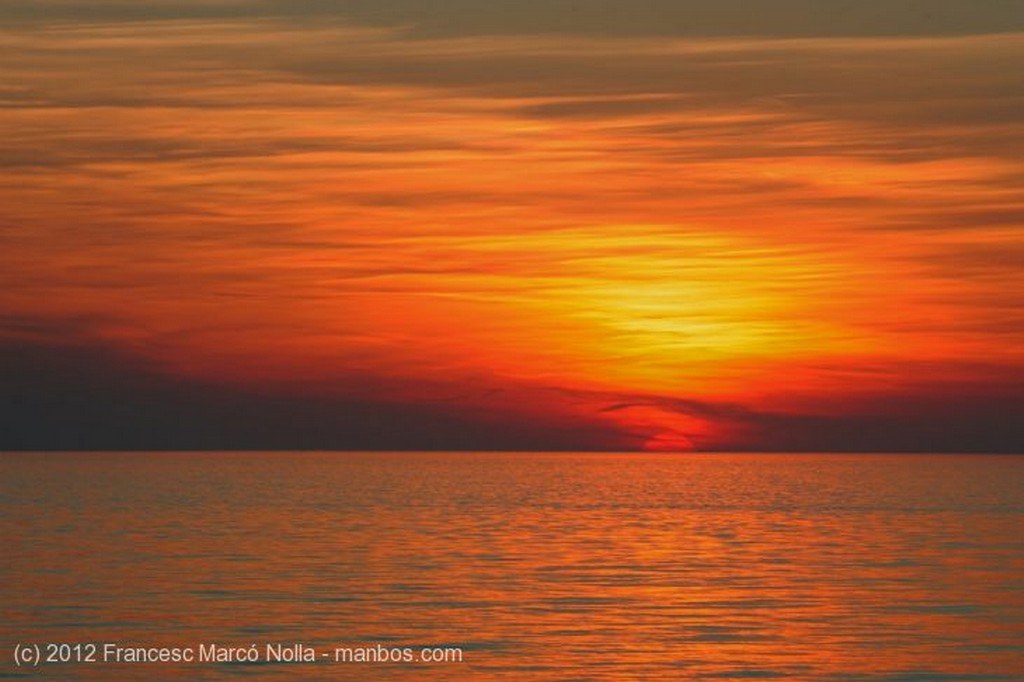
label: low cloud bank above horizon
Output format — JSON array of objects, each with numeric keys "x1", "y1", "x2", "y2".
[
  {"x1": 3, "y1": 338, "x2": 1022, "y2": 452},
  {"x1": 2, "y1": 1, "x2": 1022, "y2": 451}
]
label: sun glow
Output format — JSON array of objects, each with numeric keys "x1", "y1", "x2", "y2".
[{"x1": 2, "y1": 16, "x2": 1022, "y2": 451}]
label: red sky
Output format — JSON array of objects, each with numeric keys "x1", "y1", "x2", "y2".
[{"x1": 2, "y1": 2, "x2": 1023, "y2": 451}]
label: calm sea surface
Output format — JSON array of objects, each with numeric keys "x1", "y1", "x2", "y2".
[{"x1": 1, "y1": 452, "x2": 1022, "y2": 680}]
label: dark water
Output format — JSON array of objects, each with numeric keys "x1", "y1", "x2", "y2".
[{"x1": 1, "y1": 452, "x2": 1022, "y2": 680}]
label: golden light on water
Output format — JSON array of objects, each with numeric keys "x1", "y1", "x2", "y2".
[{"x1": 2, "y1": 4, "x2": 1024, "y2": 680}]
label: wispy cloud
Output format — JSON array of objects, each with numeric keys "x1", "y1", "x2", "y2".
[{"x1": 2, "y1": 6, "x2": 1021, "y2": 449}]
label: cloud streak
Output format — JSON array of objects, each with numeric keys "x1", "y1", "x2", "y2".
[{"x1": 2, "y1": 4, "x2": 1022, "y2": 450}]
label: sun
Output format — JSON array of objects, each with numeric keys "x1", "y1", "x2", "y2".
[
  {"x1": 643, "y1": 431, "x2": 697, "y2": 452},
  {"x1": 600, "y1": 404, "x2": 717, "y2": 451}
]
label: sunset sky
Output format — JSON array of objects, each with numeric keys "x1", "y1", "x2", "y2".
[{"x1": 2, "y1": 1, "x2": 1023, "y2": 451}]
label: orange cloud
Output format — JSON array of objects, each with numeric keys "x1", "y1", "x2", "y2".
[{"x1": 1, "y1": 15, "x2": 1022, "y2": 450}]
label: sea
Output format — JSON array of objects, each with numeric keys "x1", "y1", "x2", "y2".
[{"x1": 1, "y1": 452, "x2": 1022, "y2": 680}]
